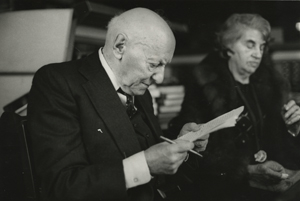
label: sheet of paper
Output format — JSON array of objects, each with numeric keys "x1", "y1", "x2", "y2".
[{"x1": 178, "y1": 106, "x2": 244, "y2": 142}]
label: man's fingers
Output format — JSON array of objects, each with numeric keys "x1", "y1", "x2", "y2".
[
  {"x1": 178, "y1": 122, "x2": 201, "y2": 137},
  {"x1": 183, "y1": 122, "x2": 202, "y2": 132},
  {"x1": 199, "y1": 133, "x2": 210, "y2": 140},
  {"x1": 194, "y1": 139, "x2": 208, "y2": 148},
  {"x1": 172, "y1": 139, "x2": 194, "y2": 152},
  {"x1": 145, "y1": 142, "x2": 193, "y2": 175},
  {"x1": 179, "y1": 152, "x2": 189, "y2": 163},
  {"x1": 194, "y1": 147, "x2": 206, "y2": 152},
  {"x1": 194, "y1": 139, "x2": 208, "y2": 146}
]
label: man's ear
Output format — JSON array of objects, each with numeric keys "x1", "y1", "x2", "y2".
[{"x1": 113, "y1": 33, "x2": 127, "y2": 60}]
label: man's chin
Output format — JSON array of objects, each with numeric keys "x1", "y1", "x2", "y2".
[{"x1": 131, "y1": 88, "x2": 147, "y2": 96}]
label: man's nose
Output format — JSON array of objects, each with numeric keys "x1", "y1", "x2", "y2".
[{"x1": 152, "y1": 67, "x2": 165, "y2": 84}]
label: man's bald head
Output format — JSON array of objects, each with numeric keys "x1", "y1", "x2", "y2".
[
  {"x1": 103, "y1": 8, "x2": 175, "y2": 60},
  {"x1": 102, "y1": 8, "x2": 176, "y2": 96}
]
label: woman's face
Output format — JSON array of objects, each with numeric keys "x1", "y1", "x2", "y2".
[{"x1": 227, "y1": 28, "x2": 266, "y2": 81}]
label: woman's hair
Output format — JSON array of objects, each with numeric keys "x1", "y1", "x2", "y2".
[{"x1": 215, "y1": 13, "x2": 271, "y2": 58}]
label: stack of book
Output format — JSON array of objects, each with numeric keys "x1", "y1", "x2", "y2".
[{"x1": 156, "y1": 85, "x2": 185, "y2": 130}]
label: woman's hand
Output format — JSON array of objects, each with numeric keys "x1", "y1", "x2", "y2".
[
  {"x1": 249, "y1": 163, "x2": 300, "y2": 192},
  {"x1": 282, "y1": 100, "x2": 300, "y2": 136},
  {"x1": 248, "y1": 160, "x2": 287, "y2": 184}
]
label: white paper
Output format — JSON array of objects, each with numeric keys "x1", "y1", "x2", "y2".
[{"x1": 179, "y1": 106, "x2": 244, "y2": 142}]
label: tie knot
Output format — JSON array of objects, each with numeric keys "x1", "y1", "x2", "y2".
[
  {"x1": 117, "y1": 88, "x2": 136, "y2": 118},
  {"x1": 117, "y1": 88, "x2": 132, "y2": 101},
  {"x1": 117, "y1": 88, "x2": 128, "y2": 96}
]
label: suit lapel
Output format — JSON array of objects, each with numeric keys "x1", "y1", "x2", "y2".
[{"x1": 78, "y1": 52, "x2": 142, "y2": 158}]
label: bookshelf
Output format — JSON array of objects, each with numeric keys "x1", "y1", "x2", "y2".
[{"x1": 156, "y1": 85, "x2": 185, "y2": 130}]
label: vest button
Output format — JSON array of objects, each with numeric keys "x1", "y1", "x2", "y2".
[{"x1": 133, "y1": 123, "x2": 137, "y2": 127}]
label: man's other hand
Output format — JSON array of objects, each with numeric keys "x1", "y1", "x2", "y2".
[{"x1": 178, "y1": 123, "x2": 209, "y2": 152}]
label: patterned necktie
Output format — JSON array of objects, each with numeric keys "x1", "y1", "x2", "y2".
[{"x1": 117, "y1": 88, "x2": 137, "y2": 118}]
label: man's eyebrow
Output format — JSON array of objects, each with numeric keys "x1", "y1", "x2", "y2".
[{"x1": 147, "y1": 58, "x2": 167, "y2": 65}]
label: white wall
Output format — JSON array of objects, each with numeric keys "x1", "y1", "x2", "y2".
[{"x1": 0, "y1": 9, "x2": 74, "y2": 114}]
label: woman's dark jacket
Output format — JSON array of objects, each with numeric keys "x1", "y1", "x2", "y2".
[{"x1": 169, "y1": 51, "x2": 300, "y2": 199}]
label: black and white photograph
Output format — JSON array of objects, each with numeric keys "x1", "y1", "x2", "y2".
[{"x1": 1, "y1": 1, "x2": 300, "y2": 201}]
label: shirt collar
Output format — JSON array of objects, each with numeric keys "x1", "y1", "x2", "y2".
[
  {"x1": 99, "y1": 48, "x2": 130, "y2": 105},
  {"x1": 98, "y1": 48, "x2": 120, "y2": 91}
]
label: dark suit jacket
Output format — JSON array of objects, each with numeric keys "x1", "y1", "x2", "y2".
[{"x1": 27, "y1": 52, "x2": 163, "y2": 201}]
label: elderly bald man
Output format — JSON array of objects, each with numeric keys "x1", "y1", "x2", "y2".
[{"x1": 28, "y1": 7, "x2": 207, "y2": 201}]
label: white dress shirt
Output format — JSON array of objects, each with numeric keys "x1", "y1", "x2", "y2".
[{"x1": 98, "y1": 48, "x2": 151, "y2": 189}]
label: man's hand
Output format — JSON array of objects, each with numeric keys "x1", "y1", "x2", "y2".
[
  {"x1": 178, "y1": 123, "x2": 209, "y2": 152},
  {"x1": 283, "y1": 100, "x2": 300, "y2": 136},
  {"x1": 144, "y1": 140, "x2": 194, "y2": 175}
]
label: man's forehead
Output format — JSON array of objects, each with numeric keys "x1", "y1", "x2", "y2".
[{"x1": 144, "y1": 50, "x2": 170, "y2": 65}]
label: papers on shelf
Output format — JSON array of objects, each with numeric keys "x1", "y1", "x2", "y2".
[{"x1": 178, "y1": 106, "x2": 244, "y2": 142}]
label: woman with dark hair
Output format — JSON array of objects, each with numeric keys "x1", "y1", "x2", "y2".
[{"x1": 170, "y1": 13, "x2": 300, "y2": 201}]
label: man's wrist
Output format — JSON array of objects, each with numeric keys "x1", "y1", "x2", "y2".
[{"x1": 123, "y1": 151, "x2": 151, "y2": 189}]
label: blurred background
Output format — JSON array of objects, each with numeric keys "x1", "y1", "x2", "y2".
[
  {"x1": 1, "y1": 0, "x2": 300, "y2": 129},
  {"x1": 2, "y1": 0, "x2": 300, "y2": 52}
]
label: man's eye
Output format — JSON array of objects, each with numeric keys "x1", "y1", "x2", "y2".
[{"x1": 149, "y1": 63, "x2": 158, "y2": 68}]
